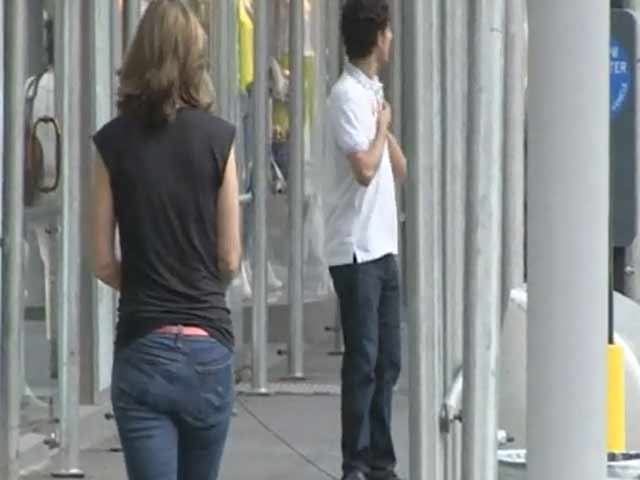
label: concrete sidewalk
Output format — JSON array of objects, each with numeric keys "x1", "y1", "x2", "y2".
[{"x1": 21, "y1": 343, "x2": 410, "y2": 480}]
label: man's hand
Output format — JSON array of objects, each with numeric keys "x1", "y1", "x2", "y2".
[
  {"x1": 377, "y1": 101, "x2": 392, "y2": 132},
  {"x1": 348, "y1": 102, "x2": 392, "y2": 187}
]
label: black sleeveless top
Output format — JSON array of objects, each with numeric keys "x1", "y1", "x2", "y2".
[{"x1": 93, "y1": 108, "x2": 236, "y2": 349}]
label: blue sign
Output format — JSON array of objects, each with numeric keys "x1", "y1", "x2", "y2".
[{"x1": 611, "y1": 38, "x2": 633, "y2": 119}]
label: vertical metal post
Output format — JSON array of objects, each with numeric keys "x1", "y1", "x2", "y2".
[
  {"x1": 388, "y1": 0, "x2": 405, "y2": 306},
  {"x1": 527, "y1": 0, "x2": 609, "y2": 478},
  {"x1": 0, "y1": 0, "x2": 4, "y2": 325},
  {"x1": 0, "y1": 0, "x2": 4, "y2": 366},
  {"x1": 624, "y1": 0, "x2": 640, "y2": 302},
  {"x1": 88, "y1": 0, "x2": 117, "y2": 399},
  {"x1": 325, "y1": 0, "x2": 345, "y2": 356},
  {"x1": 1, "y1": 2, "x2": 26, "y2": 480},
  {"x1": 52, "y1": 0, "x2": 83, "y2": 477},
  {"x1": 211, "y1": 0, "x2": 245, "y2": 364},
  {"x1": 329, "y1": 304, "x2": 344, "y2": 355},
  {"x1": 251, "y1": 0, "x2": 269, "y2": 394},
  {"x1": 462, "y1": 0, "x2": 505, "y2": 479},
  {"x1": 287, "y1": 0, "x2": 305, "y2": 379},
  {"x1": 326, "y1": 0, "x2": 342, "y2": 85},
  {"x1": 443, "y1": 1, "x2": 468, "y2": 479},
  {"x1": 25, "y1": 1, "x2": 45, "y2": 77},
  {"x1": 210, "y1": 0, "x2": 235, "y2": 121},
  {"x1": 443, "y1": 0, "x2": 468, "y2": 384},
  {"x1": 404, "y1": 0, "x2": 445, "y2": 479},
  {"x1": 502, "y1": 0, "x2": 526, "y2": 309},
  {"x1": 124, "y1": 0, "x2": 141, "y2": 49},
  {"x1": 111, "y1": 0, "x2": 124, "y2": 114},
  {"x1": 388, "y1": 0, "x2": 403, "y2": 141}
]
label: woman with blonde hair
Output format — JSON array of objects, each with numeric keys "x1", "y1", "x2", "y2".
[{"x1": 92, "y1": 1, "x2": 240, "y2": 478}]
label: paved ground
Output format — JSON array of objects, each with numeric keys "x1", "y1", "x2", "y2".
[{"x1": 21, "y1": 342, "x2": 411, "y2": 480}]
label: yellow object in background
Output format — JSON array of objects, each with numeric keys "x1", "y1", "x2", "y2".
[
  {"x1": 608, "y1": 343, "x2": 626, "y2": 453},
  {"x1": 272, "y1": 54, "x2": 317, "y2": 138},
  {"x1": 238, "y1": 0, "x2": 254, "y2": 92}
]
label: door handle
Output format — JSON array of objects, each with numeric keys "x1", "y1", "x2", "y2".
[{"x1": 31, "y1": 116, "x2": 62, "y2": 193}]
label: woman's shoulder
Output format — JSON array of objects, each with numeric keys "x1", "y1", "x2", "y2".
[
  {"x1": 179, "y1": 109, "x2": 236, "y2": 147},
  {"x1": 179, "y1": 108, "x2": 235, "y2": 132},
  {"x1": 93, "y1": 115, "x2": 133, "y2": 160},
  {"x1": 94, "y1": 114, "x2": 131, "y2": 142}
]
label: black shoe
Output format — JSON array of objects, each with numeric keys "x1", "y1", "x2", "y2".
[{"x1": 342, "y1": 472, "x2": 367, "y2": 480}]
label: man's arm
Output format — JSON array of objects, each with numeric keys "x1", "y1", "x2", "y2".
[
  {"x1": 344, "y1": 102, "x2": 392, "y2": 187},
  {"x1": 387, "y1": 132, "x2": 407, "y2": 184}
]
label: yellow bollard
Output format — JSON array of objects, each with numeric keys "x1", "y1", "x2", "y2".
[{"x1": 608, "y1": 344, "x2": 626, "y2": 453}]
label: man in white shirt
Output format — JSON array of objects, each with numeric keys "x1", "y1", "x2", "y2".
[{"x1": 324, "y1": 1, "x2": 406, "y2": 479}]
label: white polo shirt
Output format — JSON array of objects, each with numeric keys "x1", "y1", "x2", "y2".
[{"x1": 323, "y1": 63, "x2": 398, "y2": 267}]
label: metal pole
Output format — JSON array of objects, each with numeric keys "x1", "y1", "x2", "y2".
[
  {"x1": 624, "y1": 0, "x2": 640, "y2": 302},
  {"x1": 89, "y1": 0, "x2": 117, "y2": 401},
  {"x1": 326, "y1": 0, "x2": 345, "y2": 355},
  {"x1": 388, "y1": 0, "x2": 403, "y2": 141},
  {"x1": 502, "y1": 0, "x2": 526, "y2": 311},
  {"x1": 210, "y1": 0, "x2": 235, "y2": 121},
  {"x1": 527, "y1": 0, "x2": 608, "y2": 478},
  {"x1": 0, "y1": 0, "x2": 4, "y2": 366},
  {"x1": 1, "y1": 2, "x2": 26, "y2": 480},
  {"x1": 443, "y1": 1, "x2": 468, "y2": 479},
  {"x1": 211, "y1": 0, "x2": 246, "y2": 367},
  {"x1": 388, "y1": 0, "x2": 405, "y2": 306},
  {"x1": 251, "y1": 0, "x2": 269, "y2": 394},
  {"x1": 52, "y1": 0, "x2": 83, "y2": 477},
  {"x1": 111, "y1": 0, "x2": 124, "y2": 115},
  {"x1": 462, "y1": 0, "x2": 505, "y2": 478},
  {"x1": 124, "y1": 0, "x2": 141, "y2": 49},
  {"x1": 326, "y1": 0, "x2": 341, "y2": 85},
  {"x1": 404, "y1": 0, "x2": 445, "y2": 478},
  {"x1": 329, "y1": 303, "x2": 344, "y2": 355},
  {"x1": 287, "y1": 0, "x2": 305, "y2": 379}
]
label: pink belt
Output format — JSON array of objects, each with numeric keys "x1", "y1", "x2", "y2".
[{"x1": 155, "y1": 325, "x2": 209, "y2": 337}]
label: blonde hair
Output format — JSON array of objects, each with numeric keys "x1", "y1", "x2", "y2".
[{"x1": 117, "y1": 0, "x2": 215, "y2": 126}]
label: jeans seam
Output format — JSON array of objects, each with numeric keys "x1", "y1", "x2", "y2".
[{"x1": 192, "y1": 356, "x2": 233, "y2": 374}]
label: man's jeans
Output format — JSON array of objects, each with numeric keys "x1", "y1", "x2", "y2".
[
  {"x1": 330, "y1": 254, "x2": 402, "y2": 477},
  {"x1": 111, "y1": 333, "x2": 234, "y2": 480}
]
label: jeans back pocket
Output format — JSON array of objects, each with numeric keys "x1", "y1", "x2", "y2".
[{"x1": 182, "y1": 339, "x2": 234, "y2": 426}]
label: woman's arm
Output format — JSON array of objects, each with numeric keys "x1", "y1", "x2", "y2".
[
  {"x1": 217, "y1": 146, "x2": 242, "y2": 279},
  {"x1": 93, "y1": 154, "x2": 121, "y2": 290}
]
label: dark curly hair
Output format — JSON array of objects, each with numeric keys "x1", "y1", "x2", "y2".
[{"x1": 340, "y1": 0, "x2": 390, "y2": 61}]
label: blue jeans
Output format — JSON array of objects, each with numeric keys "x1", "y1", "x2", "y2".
[
  {"x1": 111, "y1": 333, "x2": 234, "y2": 480},
  {"x1": 329, "y1": 254, "x2": 402, "y2": 478}
]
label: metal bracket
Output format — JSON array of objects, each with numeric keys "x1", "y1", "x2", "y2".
[
  {"x1": 497, "y1": 429, "x2": 515, "y2": 446},
  {"x1": 43, "y1": 433, "x2": 59, "y2": 450},
  {"x1": 440, "y1": 369, "x2": 463, "y2": 434},
  {"x1": 51, "y1": 469, "x2": 85, "y2": 479}
]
